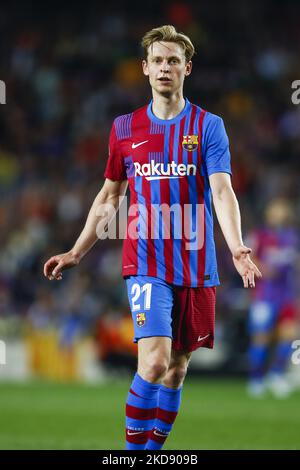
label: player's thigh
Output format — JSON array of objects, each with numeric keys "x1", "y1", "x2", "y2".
[
  {"x1": 276, "y1": 303, "x2": 298, "y2": 340},
  {"x1": 168, "y1": 348, "x2": 192, "y2": 370},
  {"x1": 138, "y1": 336, "x2": 172, "y2": 372},
  {"x1": 276, "y1": 322, "x2": 297, "y2": 341},
  {"x1": 126, "y1": 275, "x2": 174, "y2": 343}
]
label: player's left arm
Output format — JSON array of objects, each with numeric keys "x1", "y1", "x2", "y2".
[{"x1": 209, "y1": 172, "x2": 262, "y2": 288}]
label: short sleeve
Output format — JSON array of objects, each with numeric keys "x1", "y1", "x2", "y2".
[
  {"x1": 202, "y1": 114, "x2": 232, "y2": 176},
  {"x1": 104, "y1": 121, "x2": 127, "y2": 181}
]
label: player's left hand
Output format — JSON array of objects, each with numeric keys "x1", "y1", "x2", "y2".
[{"x1": 232, "y1": 245, "x2": 262, "y2": 288}]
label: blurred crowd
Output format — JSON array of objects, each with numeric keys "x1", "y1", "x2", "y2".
[{"x1": 0, "y1": 1, "x2": 299, "y2": 373}]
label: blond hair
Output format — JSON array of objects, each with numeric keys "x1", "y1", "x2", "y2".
[{"x1": 141, "y1": 25, "x2": 195, "y2": 62}]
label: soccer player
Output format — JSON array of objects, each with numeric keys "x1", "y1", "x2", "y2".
[
  {"x1": 43, "y1": 25, "x2": 262, "y2": 450},
  {"x1": 247, "y1": 198, "x2": 298, "y2": 398}
]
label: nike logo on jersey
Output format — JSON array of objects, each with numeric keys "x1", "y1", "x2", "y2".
[
  {"x1": 134, "y1": 160, "x2": 197, "y2": 181},
  {"x1": 127, "y1": 430, "x2": 144, "y2": 436},
  {"x1": 197, "y1": 334, "x2": 210, "y2": 342},
  {"x1": 132, "y1": 140, "x2": 149, "y2": 149}
]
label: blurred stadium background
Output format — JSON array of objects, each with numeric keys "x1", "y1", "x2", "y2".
[{"x1": 0, "y1": 0, "x2": 300, "y2": 450}]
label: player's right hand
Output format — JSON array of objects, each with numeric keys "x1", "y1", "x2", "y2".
[
  {"x1": 232, "y1": 245, "x2": 262, "y2": 288},
  {"x1": 43, "y1": 251, "x2": 80, "y2": 281}
]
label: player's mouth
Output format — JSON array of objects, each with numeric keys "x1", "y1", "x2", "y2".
[{"x1": 158, "y1": 77, "x2": 172, "y2": 82}]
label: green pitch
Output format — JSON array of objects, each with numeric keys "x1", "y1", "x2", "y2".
[{"x1": 0, "y1": 378, "x2": 299, "y2": 450}]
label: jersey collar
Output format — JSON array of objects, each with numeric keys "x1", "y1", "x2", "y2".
[{"x1": 147, "y1": 98, "x2": 191, "y2": 125}]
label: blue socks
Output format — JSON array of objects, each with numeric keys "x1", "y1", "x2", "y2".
[
  {"x1": 125, "y1": 373, "x2": 160, "y2": 450},
  {"x1": 146, "y1": 384, "x2": 182, "y2": 450},
  {"x1": 248, "y1": 343, "x2": 268, "y2": 382},
  {"x1": 125, "y1": 374, "x2": 183, "y2": 450}
]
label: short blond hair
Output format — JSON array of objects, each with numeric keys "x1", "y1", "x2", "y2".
[{"x1": 141, "y1": 25, "x2": 195, "y2": 62}]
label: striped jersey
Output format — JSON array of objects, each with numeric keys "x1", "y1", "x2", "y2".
[{"x1": 104, "y1": 98, "x2": 231, "y2": 287}]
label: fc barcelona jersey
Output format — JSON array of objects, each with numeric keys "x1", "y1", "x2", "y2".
[{"x1": 104, "y1": 98, "x2": 231, "y2": 287}]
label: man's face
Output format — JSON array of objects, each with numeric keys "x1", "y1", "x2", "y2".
[{"x1": 142, "y1": 41, "x2": 192, "y2": 96}]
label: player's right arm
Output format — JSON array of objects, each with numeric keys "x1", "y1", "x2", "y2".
[{"x1": 43, "y1": 178, "x2": 128, "y2": 281}]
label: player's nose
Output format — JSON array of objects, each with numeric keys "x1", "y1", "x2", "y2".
[{"x1": 160, "y1": 60, "x2": 170, "y2": 72}]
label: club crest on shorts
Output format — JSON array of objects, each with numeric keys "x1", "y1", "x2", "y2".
[
  {"x1": 136, "y1": 313, "x2": 146, "y2": 327},
  {"x1": 182, "y1": 134, "x2": 198, "y2": 151}
]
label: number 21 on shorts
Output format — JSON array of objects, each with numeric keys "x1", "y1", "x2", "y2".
[{"x1": 131, "y1": 283, "x2": 152, "y2": 311}]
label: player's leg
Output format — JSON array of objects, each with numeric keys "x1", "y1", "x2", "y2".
[
  {"x1": 162, "y1": 349, "x2": 192, "y2": 388},
  {"x1": 267, "y1": 303, "x2": 297, "y2": 398},
  {"x1": 271, "y1": 304, "x2": 297, "y2": 375},
  {"x1": 145, "y1": 285, "x2": 216, "y2": 450},
  {"x1": 125, "y1": 275, "x2": 174, "y2": 450},
  {"x1": 125, "y1": 337, "x2": 171, "y2": 450},
  {"x1": 145, "y1": 349, "x2": 192, "y2": 450},
  {"x1": 247, "y1": 301, "x2": 275, "y2": 396},
  {"x1": 248, "y1": 332, "x2": 270, "y2": 396},
  {"x1": 137, "y1": 336, "x2": 171, "y2": 383}
]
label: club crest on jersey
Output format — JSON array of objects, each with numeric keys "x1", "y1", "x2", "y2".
[
  {"x1": 182, "y1": 135, "x2": 198, "y2": 151},
  {"x1": 136, "y1": 313, "x2": 146, "y2": 327}
]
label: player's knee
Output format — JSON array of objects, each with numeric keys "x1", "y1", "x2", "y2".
[
  {"x1": 164, "y1": 365, "x2": 188, "y2": 388},
  {"x1": 139, "y1": 357, "x2": 169, "y2": 383}
]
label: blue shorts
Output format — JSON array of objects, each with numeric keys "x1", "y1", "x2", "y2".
[{"x1": 125, "y1": 275, "x2": 216, "y2": 351}]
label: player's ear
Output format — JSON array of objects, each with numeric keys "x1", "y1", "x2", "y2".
[
  {"x1": 185, "y1": 61, "x2": 192, "y2": 76},
  {"x1": 142, "y1": 59, "x2": 149, "y2": 76}
]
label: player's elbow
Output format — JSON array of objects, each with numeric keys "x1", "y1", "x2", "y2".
[
  {"x1": 212, "y1": 184, "x2": 233, "y2": 202},
  {"x1": 101, "y1": 179, "x2": 128, "y2": 205}
]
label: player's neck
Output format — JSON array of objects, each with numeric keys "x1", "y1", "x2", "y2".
[{"x1": 151, "y1": 92, "x2": 186, "y2": 120}]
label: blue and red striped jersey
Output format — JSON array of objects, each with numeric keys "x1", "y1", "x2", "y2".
[{"x1": 104, "y1": 98, "x2": 231, "y2": 287}]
